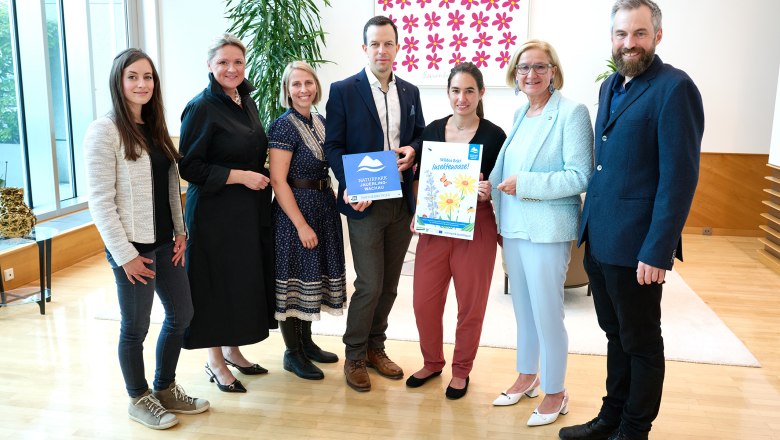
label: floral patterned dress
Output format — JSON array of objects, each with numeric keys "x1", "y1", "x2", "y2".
[{"x1": 269, "y1": 108, "x2": 347, "y2": 321}]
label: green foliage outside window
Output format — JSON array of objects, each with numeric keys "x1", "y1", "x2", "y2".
[{"x1": 0, "y1": 0, "x2": 20, "y2": 144}]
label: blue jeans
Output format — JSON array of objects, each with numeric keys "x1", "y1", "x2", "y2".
[{"x1": 106, "y1": 242, "x2": 194, "y2": 398}]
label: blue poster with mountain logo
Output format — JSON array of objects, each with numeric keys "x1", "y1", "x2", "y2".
[{"x1": 342, "y1": 150, "x2": 402, "y2": 202}]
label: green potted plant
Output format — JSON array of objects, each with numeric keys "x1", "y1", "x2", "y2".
[
  {"x1": 595, "y1": 58, "x2": 617, "y2": 83},
  {"x1": 225, "y1": 0, "x2": 332, "y2": 128}
]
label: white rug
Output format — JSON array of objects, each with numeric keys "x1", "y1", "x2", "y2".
[{"x1": 95, "y1": 236, "x2": 760, "y2": 367}]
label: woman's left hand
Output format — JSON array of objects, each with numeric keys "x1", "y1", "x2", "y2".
[
  {"x1": 172, "y1": 235, "x2": 186, "y2": 267},
  {"x1": 477, "y1": 173, "x2": 491, "y2": 202},
  {"x1": 497, "y1": 175, "x2": 517, "y2": 196}
]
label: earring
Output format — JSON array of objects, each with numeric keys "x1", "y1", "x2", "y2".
[
  {"x1": 548, "y1": 81, "x2": 555, "y2": 94},
  {"x1": 514, "y1": 79, "x2": 520, "y2": 96}
]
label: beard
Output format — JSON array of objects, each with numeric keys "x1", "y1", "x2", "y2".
[{"x1": 613, "y1": 45, "x2": 655, "y2": 78}]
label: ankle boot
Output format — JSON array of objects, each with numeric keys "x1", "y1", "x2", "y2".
[
  {"x1": 279, "y1": 318, "x2": 324, "y2": 380},
  {"x1": 300, "y1": 319, "x2": 339, "y2": 363}
]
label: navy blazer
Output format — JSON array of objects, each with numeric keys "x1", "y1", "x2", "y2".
[
  {"x1": 578, "y1": 56, "x2": 704, "y2": 270},
  {"x1": 324, "y1": 69, "x2": 425, "y2": 219}
]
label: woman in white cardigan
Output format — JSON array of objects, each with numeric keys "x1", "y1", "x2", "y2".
[
  {"x1": 84, "y1": 49, "x2": 208, "y2": 430},
  {"x1": 488, "y1": 40, "x2": 594, "y2": 426}
]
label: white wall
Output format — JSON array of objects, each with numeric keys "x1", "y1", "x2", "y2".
[
  {"x1": 157, "y1": 0, "x2": 780, "y2": 154},
  {"x1": 770, "y1": 66, "x2": 780, "y2": 167}
]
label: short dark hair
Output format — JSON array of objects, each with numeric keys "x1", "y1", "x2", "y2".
[
  {"x1": 611, "y1": 0, "x2": 662, "y2": 33},
  {"x1": 363, "y1": 16, "x2": 398, "y2": 45}
]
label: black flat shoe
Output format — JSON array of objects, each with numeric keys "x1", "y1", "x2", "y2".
[
  {"x1": 205, "y1": 363, "x2": 246, "y2": 393},
  {"x1": 406, "y1": 370, "x2": 442, "y2": 388},
  {"x1": 224, "y1": 357, "x2": 268, "y2": 375},
  {"x1": 445, "y1": 376, "x2": 470, "y2": 400}
]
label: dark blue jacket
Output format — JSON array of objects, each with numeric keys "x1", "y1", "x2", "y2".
[
  {"x1": 324, "y1": 69, "x2": 425, "y2": 219},
  {"x1": 578, "y1": 56, "x2": 704, "y2": 270}
]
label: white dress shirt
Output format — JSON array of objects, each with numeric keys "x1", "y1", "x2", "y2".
[{"x1": 365, "y1": 66, "x2": 401, "y2": 151}]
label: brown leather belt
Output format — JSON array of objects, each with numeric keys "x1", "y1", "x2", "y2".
[{"x1": 288, "y1": 177, "x2": 331, "y2": 191}]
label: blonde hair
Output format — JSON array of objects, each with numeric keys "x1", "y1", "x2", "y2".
[
  {"x1": 207, "y1": 33, "x2": 246, "y2": 63},
  {"x1": 278, "y1": 61, "x2": 322, "y2": 108},
  {"x1": 505, "y1": 39, "x2": 564, "y2": 91}
]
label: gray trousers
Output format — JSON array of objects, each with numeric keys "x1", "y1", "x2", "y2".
[{"x1": 343, "y1": 198, "x2": 413, "y2": 360}]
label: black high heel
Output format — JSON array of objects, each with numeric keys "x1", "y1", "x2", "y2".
[
  {"x1": 205, "y1": 363, "x2": 246, "y2": 393},
  {"x1": 223, "y1": 357, "x2": 268, "y2": 375}
]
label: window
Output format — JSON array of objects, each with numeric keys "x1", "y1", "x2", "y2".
[{"x1": 1, "y1": 0, "x2": 130, "y2": 219}]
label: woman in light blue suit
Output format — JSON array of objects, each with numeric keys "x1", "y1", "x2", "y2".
[{"x1": 488, "y1": 39, "x2": 593, "y2": 427}]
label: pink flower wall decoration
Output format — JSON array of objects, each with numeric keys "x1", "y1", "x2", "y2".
[
  {"x1": 447, "y1": 10, "x2": 465, "y2": 31},
  {"x1": 472, "y1": 50, "x2": 490, "y2": 68},
  {"x1": 449, "y1": 51, "x2": 466, "y2": 65},
  {"x1": 402, "y1": 14, "x2": 419, "y2": 32},
  {"x1": 424, "y1": 11, "x2": 441, "y2": 31},
  {"x1": 470, "y1": 11, "x2": 489, "y2": 32},
  {"x1": 449, "y1": 33, "x2": 468, "y2": 50},
  {"x1": 402, "y1": 54, "x2": 420, "y2": 71},
  {"x1": 492, "y1": 12, "x2": 512, "y2": 30},
  {"x1": 498, "y1": 31, "x2": 516, "y2": 49},
  {"x1": 403, "y1": 36, "x2": 420, "y2": 53},
  {"x1": 426, "y1": 33, "x2": 445, "y2": 51},
  {"x1": 461, "y1": 0, "x2": 479, "y2": 10},
  {"x1": 497, "y1": 50, "x2": 511, "y2": 68},
  {"x1": 375, "y1": 0, "x2": 527, "y2": 86},
  {"x1": 426, "y1": 53, "x2": 443, "y2": 69},
  {"x1": 502, "y1": 0, "x2": 519, "y2": 12},
  {"x1": 473, "y1": 31, "x2": 493, "y2": 49},
  {"x1": 482, "y1": 0, "x2": 500, "y2": 11}
]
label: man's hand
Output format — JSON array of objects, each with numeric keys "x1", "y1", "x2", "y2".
[
  {"x1": 637, "y1": 261, "x2": 666, "y2": 285},
  {"x1": 343, "y1": 188, "x2": 372, "y2": 212},
  {"x1": 393, "y1": 145, "x2": 416, "y2": 172}
]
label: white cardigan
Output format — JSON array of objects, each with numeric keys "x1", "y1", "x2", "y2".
[{"x1": 84, "y1": 117, "x2": 186, "y2": 266}]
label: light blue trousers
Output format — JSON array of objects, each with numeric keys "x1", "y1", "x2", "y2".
[{"x1": 504, "y1": 238, "x2": 571, "y2": 394}]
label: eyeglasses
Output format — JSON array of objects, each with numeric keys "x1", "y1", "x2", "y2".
[{"x1": 516, "y1": 63, "x2": 554, "y2": 75}]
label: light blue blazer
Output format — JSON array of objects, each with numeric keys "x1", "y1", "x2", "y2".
[{"x1": 489, "y1": 91, "x2": 594, "y2": 243}]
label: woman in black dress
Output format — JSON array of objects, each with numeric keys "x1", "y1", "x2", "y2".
[
  {"x1": 268, "y1": 61, "x2": 346, "y2": 380},
  {"x1": 179, "y1": 34, "x2": 276, "y2": 393}
]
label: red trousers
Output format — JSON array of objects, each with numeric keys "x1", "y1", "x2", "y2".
[{"x1": 412, "y1": 201, "x2": 497, "y2": 378}]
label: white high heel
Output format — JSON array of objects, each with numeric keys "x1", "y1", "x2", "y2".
[
  {"x1": 527, "y1": 391, "x2": 569, "y2": 426},
  {"x1": 492, "y1": 377, "x2": 540, "y2": 406}
]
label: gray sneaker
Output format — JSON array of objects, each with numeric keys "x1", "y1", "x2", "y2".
[
  {"x1": 128, "y1": 391, "x2": 178, "y2": 430},
  {"x1": 153, "y1": 382, "x2": 210, "y2": 414}
]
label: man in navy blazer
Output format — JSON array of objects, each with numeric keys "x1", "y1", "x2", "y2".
[
  {"x1": 324, "y1": 15, "x2": 425, "y2": 392},
  {"x1": 561, "y1": 1, "x2": 704, "y2": 440}
]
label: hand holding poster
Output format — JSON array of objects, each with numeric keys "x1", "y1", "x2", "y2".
[
  {"x1": 342, "y1": 150, "x2": 403, "y2": 202},
  {"x1": 415, "y1": 141, "x2": 482, "y2": 240}
]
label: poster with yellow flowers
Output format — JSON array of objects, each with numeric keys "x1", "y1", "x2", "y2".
[{"x1": 415, "y1": 140, "x2": 482, "y2": 240}]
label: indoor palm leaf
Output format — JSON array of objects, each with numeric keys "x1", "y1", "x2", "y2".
[{"x1": 225, "y1": 0, "x2": 331, "y2": 128}]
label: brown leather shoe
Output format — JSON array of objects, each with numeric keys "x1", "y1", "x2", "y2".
[
  {"x1": 366, "y1": 348, "x2": 404, "y2": 379},
  {"x1": 344, "y1": 359, "x2": 371, "y2": 392}
]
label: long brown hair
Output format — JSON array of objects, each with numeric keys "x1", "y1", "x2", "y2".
[{"x1": 108, "y1": 48, "x2": 178, "y2": 162}]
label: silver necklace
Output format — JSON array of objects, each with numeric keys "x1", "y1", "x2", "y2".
[{"x1": 232, "y1": 89, "x2": 242, "y2": 106}]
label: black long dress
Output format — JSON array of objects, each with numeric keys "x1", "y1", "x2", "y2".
[{"x1": 179, "y1": 73, "x2": 277, "y2": 349}]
